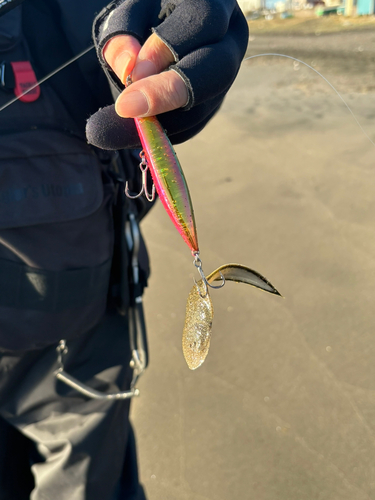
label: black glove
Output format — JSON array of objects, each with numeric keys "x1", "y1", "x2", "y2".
[{"x1": 86, "y1": 0, "x2": 249, "y2": 150}]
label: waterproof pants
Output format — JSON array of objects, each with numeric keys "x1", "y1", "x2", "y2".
[{"x1": 0, "y1": 312, "x2": 146, "y2": 500}]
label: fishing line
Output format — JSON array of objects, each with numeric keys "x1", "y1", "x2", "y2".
[
  {"x1": 0, "y1": 44, "x2": 94, "y2": 113},
  {"x1": 244, "y1": 53, "x2": 375, "y2": 149},
  {"x1": 2, "y1": 45, "x2": 373, "y2": 151}
]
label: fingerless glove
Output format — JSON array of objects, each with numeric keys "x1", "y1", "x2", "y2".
[{"x1": 86, "y1": 0, "x2": 249, "y2": 149}]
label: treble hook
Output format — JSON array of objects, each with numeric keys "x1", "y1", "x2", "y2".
[
  {"x1": 193, "y1": 252, "x2": 225, "y2": 298},
  {"x1": 125, "y1": 151, "x2": 156, "y2": 202}
]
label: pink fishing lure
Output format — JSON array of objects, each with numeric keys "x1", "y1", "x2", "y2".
[
  {"x1": 134, "y1": 116, "x2": 199, "y2": 254},
  {"x1": 130, "y1": 114, "x2": 281, "y2": 371}
]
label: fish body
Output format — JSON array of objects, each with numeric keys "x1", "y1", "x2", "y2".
[{"x1": 134, "y1": 116, "x2": 199, "y2": 254}]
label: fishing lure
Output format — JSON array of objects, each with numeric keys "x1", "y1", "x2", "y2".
[
  {"x1": 125, "y1": 88, "x2": 282, "y2": 369},
  {"x1": 124, "y1": 57, "x2": 375, "y2": 371},
  {"x1": 126, "y1": 114, "x2": 199, "y2": 253},
  {"x1": 183, "y1": 265, "x2": 281, "y2": 369}
]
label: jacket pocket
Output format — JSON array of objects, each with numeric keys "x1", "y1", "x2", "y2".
[{"x1": 0, "y1": 129, "x2": 115, "y2": 351}]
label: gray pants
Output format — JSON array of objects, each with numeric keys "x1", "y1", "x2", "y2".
[{"x1": 0, "y1": 312, "x2": 146, "y2": 500}]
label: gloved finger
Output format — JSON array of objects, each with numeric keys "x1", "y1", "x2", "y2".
[
  {"x1": 94, "y1": 0, "x2": 237, "y2": 66},
  {"x1": 132, "y1": 32, "x2": 176, "y2": 82},
  {"x1": 87, "y1": 106, "x2": 140, "y2": 150},
  {"x1": 94, "y1": 0, "x2": 161, "y2": 51},
  {"x1": 115, "y1": 70, "x2": 188, "y2": 118},
  {"x1": 171, "y1": 6, "x2": 248, "y2": 110},
  {"x1": 86, "y1": 94, "x2": 223, "y2": 150},
  {"x1": 102, "y1": 34, "x2": 141, "y2": 84},
  {"x1": 151, "y1": 0, "x2": 238, "y2": 61}
]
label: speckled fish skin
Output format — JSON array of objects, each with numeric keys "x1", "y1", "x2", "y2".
[
  {"x1": 182, "y1": 280, "x2": 214, "y2": 370},
  {"x1": 134, "y1": 116, "x2": 199, "y2": 253}
]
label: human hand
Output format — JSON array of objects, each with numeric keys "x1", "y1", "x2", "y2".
[
  {"x1": 86, "y1": 0, "x2": 249, "y2": 150},
  {"x1": 102, "y1": 33, "x2": 189, "y2": 118}
]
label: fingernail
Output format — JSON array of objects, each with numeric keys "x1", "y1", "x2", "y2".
[
  {"x1": 116, "y1": 90, "x2": 150, "y2": 117},
  {"x1": 132, "y1": 59, "x2": 157, "y2": 81},
  {"x1": 112, "y1": 51, "x2": 132, "y2": 83}
]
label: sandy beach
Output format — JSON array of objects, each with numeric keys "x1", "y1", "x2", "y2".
[{"x1": 132, "y1": 24, "x2": 375, "y2": 500}]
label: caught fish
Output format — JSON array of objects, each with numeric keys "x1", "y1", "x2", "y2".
[
  {"x1": 183, "y1": 264, "x2": 281, "y2": 370},
  {"x1": 124, "y1": 90, "x2": 282, "y2": 369}
]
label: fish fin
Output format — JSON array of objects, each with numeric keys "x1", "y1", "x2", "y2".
[{"x1": 206, "y1": 264, "x2": 282, "y2": 297}]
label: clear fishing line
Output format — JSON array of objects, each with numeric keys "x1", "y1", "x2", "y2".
[
  {"x1": 243, "y1": 53, "x2": 375, "y2": 149},
  {"x1": 0, "y1": 44, "x2": 94, "y2": 113},
  {"x1": 1, "y1": 46, "x2": 374, "y2": 151}
]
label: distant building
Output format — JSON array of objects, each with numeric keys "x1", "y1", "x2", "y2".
[
  {"x1": 237, "y1": 0, "x2": 262, "y2": 13},
  {"x1": 356, "y1": 0, "x2": 374, "y2": 14},
  {"x1": 275, "y1": 0, "x2": 286, "y2": 10}
]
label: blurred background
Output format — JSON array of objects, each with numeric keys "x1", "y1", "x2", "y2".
[{"x1": 132, "y1": 6, "x2": 375, "y2": 500}]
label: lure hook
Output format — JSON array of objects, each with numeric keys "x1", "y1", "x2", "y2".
[
  {"x1": 125, "y1": 151, "x2": 156, "y2": 202},
  {"x1": 193, "y1": 253, "x2": 225, "y2": 298}
]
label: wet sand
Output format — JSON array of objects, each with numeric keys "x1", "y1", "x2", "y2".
[
  {"x1": 132, "y1": 28, "x2": 375, "y2": 500},
  {"x1": 246, "y1": 27, "x2": 375, "y2": 92}
]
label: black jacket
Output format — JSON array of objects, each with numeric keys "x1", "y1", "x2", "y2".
[{"x1": 21, "y1": 0, "x2": 114, "y2": 131}]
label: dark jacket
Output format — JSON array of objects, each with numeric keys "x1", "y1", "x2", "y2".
[
  {"x1": 0, "y1": 0, "x2": 134, "y2": 351},
  {"x1": 22, "y1": 0, "x2": 114, "y2": 131}
]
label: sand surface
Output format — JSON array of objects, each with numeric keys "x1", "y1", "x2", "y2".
[{"x1": 131, "y1": 28, "x2": 375, "y2": 500}]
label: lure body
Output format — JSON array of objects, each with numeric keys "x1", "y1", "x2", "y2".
[
  {"x1": 131, "y1": 116, "x2": 282, "y2": 371},
  {"x1": 182, "y1": 264, "x2": 281, "y2": 370},
  {"x1": 182, "y1": 280, "x2": 214, "y2": 370},
  {"x1": 134, "y1": 116, "x2": 199, "y2": 254}
]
